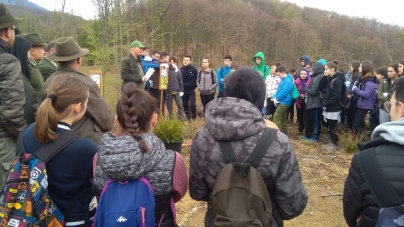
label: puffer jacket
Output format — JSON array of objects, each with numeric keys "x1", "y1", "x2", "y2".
[
  {"x1": 343, "y1": 117, "x2": 404, "y2": 227},
  {"x1": 197, "y1": 69, "x2": 218, "y2": 95},
  {"x1": 273, "y1": 75, "x2": 293, "y2": 106},
  {"x1": 189, "y1": 97, "x2": 308, "y2": 227},
  {"x1": 0, "y1": 39, "x2": 26, "y2": 140},
  {"x1": 304, "y1": 62, "x2": 324, "y2": 109},
  {"x1": 95, "y1": 133, "x2": 188, "y2": 227},
  {"x1": 353, "y1": 76, "x2": 378, "y2": 110}
]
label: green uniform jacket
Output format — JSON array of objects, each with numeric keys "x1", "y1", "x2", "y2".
[
  {"x1": 29, "y1": 58, "x2": 44, "y2": 100},
  {"x1": 38, "y1": 57, "x2": 57, "y2": 82},
  {"x1": 377, "y1": 78, "x2": 393, "y2": 108},
  {"x1": 0, "y1": 39, "x2": 26, "y2": 140},
  {"x1": 121, "y1": 53, "x2": 145, "y2": 90},
  {"x1": 44, "y1": 66, "x2": 115, "y2": 144},
  {"x1": 22, "y1": 76, "x2": 39, "y2": 124}
]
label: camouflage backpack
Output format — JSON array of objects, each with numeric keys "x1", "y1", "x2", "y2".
[
  {"x1": 210, "y1": 128, "x2": 276, "y2": 227},
  {"x1": 359, "y1": 147, "x2": 404, "y2": 227},
  {"x1": 0, "y1": 126, "x2": 78, "y2": 227}
]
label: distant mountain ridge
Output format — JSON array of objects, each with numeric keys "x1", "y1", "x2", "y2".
[{"x1": 0, "y1": 0, "x2": 47, "y2": 12}]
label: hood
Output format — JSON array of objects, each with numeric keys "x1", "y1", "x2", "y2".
[
  {"x1": 311, "y1": 62, "x2": 324, "y2": 76},
  {"x1": 204, "y1": 97, "x2": 265, "y2": 141},
  {"x1": 300, "y1": 55, "x2": 310, "y2": 65},
  {"x1": 252, "y1": 51, "x2": 265, "y2": 68},
  {"x1": 332, "y1": 72, "x2": 345, "y2": 83},
  {"x1": 298, "y1": 67, "x2": 311, "y2": 80},
  {"x1": 98, "y1": 133, "x2": 167, "y2": 181},
  {"x1": 360, "y1": 75, "x2": 377, "y2": 84},
  {"x1": 371, "y1": 117, "x2": 404, "y2": 145}
]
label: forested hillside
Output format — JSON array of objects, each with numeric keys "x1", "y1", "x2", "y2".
[{"x1": 14, "y1": 0, "x2": 404, "y2": 70}]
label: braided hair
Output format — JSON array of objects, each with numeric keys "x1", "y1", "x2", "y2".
[{"x1": 117, "y1": 82, "x2": 157, "y2": 153}]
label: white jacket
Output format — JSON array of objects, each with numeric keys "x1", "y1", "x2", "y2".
[{"x1": 265, "y1": 74, "x2": 281, "y2": 100}]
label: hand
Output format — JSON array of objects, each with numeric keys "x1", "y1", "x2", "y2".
[
  {"x1": 383, "y1": 92, "x2": 388, "y2": 97},
  {"x1": 160, "y1": 63, "x2": 169, "y2": 68},
  {"x1": 142, "y1": 76, "x2": 147, "y2": 82},
  {"x1": 345, "y1": 81, "x2": 351, "y2": 87},
  {"x1": 173, "y1": 64, "x2": 179, "y2": 72},
  {"x1": 179, "y1": 92, "x2": 184, "y2": 97},
  {"x1": 347, "y1": 94, "x2": 352, "y2": 99},
  {"x1": 300, "y1": 94, "x2": 305, "y2": 99}
]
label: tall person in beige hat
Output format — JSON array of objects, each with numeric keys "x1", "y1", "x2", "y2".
[
  {"x1": 24, "y1": 32, "x2": 46, "y2": 100},
  {"x1": 0, "y1": 3, "x2": 26, "y2": 189},
  {"x1": 43, "y1": 37, "x2": 114, "y2": 144},
  {"x1": 121, "y1": 40, "x2": 147, "y2": 90}
]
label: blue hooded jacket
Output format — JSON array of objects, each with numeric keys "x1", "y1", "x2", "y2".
[
  {"x1": 216, "y1": 65, "x2": 232, "y2": 92},
  {"x1": 274, "y1": 75, "x2": 293, "y2": 106}
]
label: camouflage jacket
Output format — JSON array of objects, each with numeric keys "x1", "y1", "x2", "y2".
[
  {"x1": 0, "y1": 39, "x2": 26, "y2": 140},
  {"x1": 189, "y1": 97, "x2": 307, "y2": 227}
]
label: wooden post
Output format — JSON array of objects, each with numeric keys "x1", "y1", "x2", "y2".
[
  {"x1": 159, "y1": 65, "x2": 169, "y2": 117},
  {"x1": 160, "y1": 90, "x2": 163, "y2": 117}
]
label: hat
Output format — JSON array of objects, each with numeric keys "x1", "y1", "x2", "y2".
[
  {"x1": 0, "y1": 3, "x2": 24, "y2": 29},
  {"x1": 23, "y1": 33, "x2": 46, "y2": 47},
  {"x1": 318, "y1": 58, "x2": 327, "y2": 66},
  {"x1": 48, "y1": 37, "x2": 89, "y2": 62},
  {"x1": 300, "y1": 55, "x2": 310, "y2": 65},
  {"x1": 224, "y1": 67, "x2": 266, "y2": 110},
  {"x1": 130, "y1": 40, "x2": 146, "y2": 49}
]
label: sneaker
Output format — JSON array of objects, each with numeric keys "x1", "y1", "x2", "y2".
[
  {"x1": 300, "y1": 136, "x2": 317, "y2": 142},
  {"x1": 322, "y1": 143, "x2": 338, "y2": 150}
]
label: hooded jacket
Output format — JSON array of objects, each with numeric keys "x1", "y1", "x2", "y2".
[
  {"x1": 180, "y1": 64, "x2": 198, "y2": 94},
  {"x1": 304, "y1": 62, "x2": 324, "y2": 109},
  {"x1": 300, "y1": 55, "x2": 310, "y2": 66},
  {"x1": 352, "y1": 76, "x2": 378, "y2": 110},
  {"x1": 252, "y1": 52, "x2": 270, "y2": 80},
  {"x1": 197, "y1": 69, "x2": 218, "y2": 95},
  {"x1": 216, "y1": 65, "x2": 232, "y2": 93},
  {"x1": 95, "y1": 133, "x2": 188, "y2": 227},
  {"x1": 273, "y1": 75, "x2": 293, "y2": 106},
  {"x1": 189, "y1": 97, "x2": 307, "y2": 227},
  {"x1": 265, "y1": 74, "x2": 281, "y2": 99},
  {"x1": 321, "y1": 72, "x2": 345, "y2": 112},
  {"x1": 343, "y1": 117, "x2": 404, "y2": 227},
  {"x1": 295, "y1": 68, "x2": 311, "y2": 109},
  {"x1": 167, "y1": 65, "x2": 183, "y2": 93}
]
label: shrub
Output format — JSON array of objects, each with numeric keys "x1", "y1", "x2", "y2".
[{"x1": 154, "y1": 116, "x2": 183, "y2": 143}]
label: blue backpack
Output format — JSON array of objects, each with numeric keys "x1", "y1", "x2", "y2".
[
  {"x1": 359, "y1": 148, "x2": 404, "y2": 227},
  {"x1": 93, "y1": 178, "x2": 155, "y2": 227}
]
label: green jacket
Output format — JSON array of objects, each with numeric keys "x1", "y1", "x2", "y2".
[
  {"x1": 252, "y1": 52, "x2": 270, "y2": 80},
  {"x1": 44, "y1": 66, "x2": 115, "y2": 144},
  {"x1": 378, "y1": 78, "x2": 393, "y2": 108},
  {"x1": 38, "y1": 57, "x2": 57, "y2": 82},
  {"x1": 0, "y1": 39, "x2": 26, "y2": 140},
  {"x1": 121, "y1": 53, "x2": 145, "y2": 90},
  {"x1": 22, "y1": 76, "x2": 39, "y2": 124},
  {"x1": 28, "y1": 58, "x2": 44, "y2": 100}
]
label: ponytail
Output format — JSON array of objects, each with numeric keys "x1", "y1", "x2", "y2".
[{"x1": 34, "y1": 97, "x2": 58, "y2": 143}]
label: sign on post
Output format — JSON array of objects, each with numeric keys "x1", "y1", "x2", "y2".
[{"x1": 87, "y1": 70, "x2": 103, "y2": 95}]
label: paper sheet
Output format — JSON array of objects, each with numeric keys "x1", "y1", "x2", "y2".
[{"x1": 144, "y1": 68, "x2": 155, "y2": 80}]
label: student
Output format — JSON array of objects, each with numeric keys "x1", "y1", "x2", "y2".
[
  {"x1": 216, "y1": 55, "x2": 232, "y2": 98},
  {"x1": 287, "y1": 68, "x2": 297, "y2": 124},
  {"x1": 273, "y1": 66, "x2": 293, "y2": 134},
  {"x1": 23, "y1": 75, "x2": 97, "y2": 226},
  {"x1": 301, "y1": 62, "x2": 325, "y2": 142},
  {"x1": 300, "y1": 55, "x2": 310, "y2": 68},
  {"x1": 351, "y1": 61, "x2": 378, "y2": 134},
  {"x1": 189, "y1": 67, "x2": 307, "y2": 227},
  {"x1": 378, "y1": 65, "x2": 398, "y2": 124},
  {"x1": 399, "y1": 59, "x2": 404, "y2": 77},
  {"x1": 166, "y1": 56, "x2": 185, "y2": 119},
  {"x1": 252, "y1": 52, "x2": 270, "y2": 80},
  {"x1": 180, "y1": 55, "x2": 198, "y2": 119},
  {"x1": 95, "y1": 84, "x2": 188, "y2": 226},
  {"x1": 265, "y1": 62, "x2": 281, "y2": 119},
  {"x1": 343, "y1": 76, "x2": 404, "y2": 227},
  {"x1": 345, "y1": 61, "x2": 361, "y2": 129},
  {"x1": 197, "y1": 57, "x2": 218, "y2": 113},
  {"x1": 295, "y1": 67, "x2": 311, "y2": 133},
  {"x1": 321, "y1": 62, "x2": 345, "y2": 150}
]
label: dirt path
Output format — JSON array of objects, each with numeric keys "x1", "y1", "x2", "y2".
[{"x1": 176, "y1": 125, "x2": 354, "y2": 226}]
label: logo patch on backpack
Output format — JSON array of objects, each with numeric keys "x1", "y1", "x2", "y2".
[{"x1": 0, "y1": 154, "x2": 65, "y2": 226}]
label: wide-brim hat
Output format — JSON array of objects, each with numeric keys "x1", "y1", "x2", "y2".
[
  {"x1": 23, "y1": 33, "x2": 46, "y2": 47},
  {"x1": 48, "y1": 37, "x2": 89, "y2": 62},
  {"x1": 0, "y1": 3, "x2": 24, "y2": 29}
]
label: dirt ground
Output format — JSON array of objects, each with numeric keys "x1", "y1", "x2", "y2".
[{"x1": 176, "y1": 123, "x2": 354, "y2": 227}]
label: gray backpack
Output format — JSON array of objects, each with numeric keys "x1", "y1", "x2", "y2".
[{"x1": 210, "y1": 128, "x2": 276, "y2": 227}]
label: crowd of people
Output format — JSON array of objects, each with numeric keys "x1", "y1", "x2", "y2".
[{"x1": 1, "y1": 3, "x2": 404, "y2": 227}]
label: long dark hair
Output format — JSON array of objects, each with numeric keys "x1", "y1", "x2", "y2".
[
  {"x1": 11, "y1": 36, "x2": 32, "y2": 80},
  {"x1": 350, "y1": 60, "x2": 360, "y2": 84}
]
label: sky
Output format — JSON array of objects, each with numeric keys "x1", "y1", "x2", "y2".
[
  {"x1": 280, "y1": 0, "x2": 404, "y2": 27},
  {"x1": 28, "y1": 0, "x2": 404, "y2": 27}
]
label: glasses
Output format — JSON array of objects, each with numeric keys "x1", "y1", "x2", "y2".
[
  {"x1": 9, "y1": 27, "x2": 20, "y2": 35},
  {"x1": 384, "y1": 101, "x2": 400, "y2": 113}
]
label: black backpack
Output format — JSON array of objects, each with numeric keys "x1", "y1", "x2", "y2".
[
  {"x1": 210, "y1": 128, "x2": 277, "y2": 227},
  {"x1": 331, "y1": 78, "x2": 351, "y2": 109}
]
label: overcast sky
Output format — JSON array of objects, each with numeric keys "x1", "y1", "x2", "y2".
[{"x1": 29, "y1": 0, "x2": 404, "y2": 27}]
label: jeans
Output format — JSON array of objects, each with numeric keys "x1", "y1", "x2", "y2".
[
  {"x1": 379, "y1": 108, "x2": 391, "y2": 125},
  {"x1": 166, "y1": 93, "x2": 185, "y2": 119},
  {"x1": 369, "y1": 109, "x2": 380, "y2": 132},
  {"x1": 182, "y1": 92, "x2": 196, "y2": 119},
  {"x1": 304, "y1": 108, "x2": 322, "y2": 140},
  {"x1": 274, "y1": 104, "x2": 289, "y2": 134},
  {"x1": 200, "y1": 93, "x2": 215, "y2": 113},
  {"x1": 297, "y1": 103, "x2": 306, "y2": 132}
]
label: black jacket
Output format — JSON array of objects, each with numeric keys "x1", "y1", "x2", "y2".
[
  {"x1": 180, "y1": 65, "x2": 198, "y2": 94},
  {"x1": 321, "y1": 72, "x2": 345, "y2": 112},
  {"x1": 343, "y1": 137, "x2": 404, "y2": 227}
]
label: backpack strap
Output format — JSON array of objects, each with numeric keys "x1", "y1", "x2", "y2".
[
  {"x1": 359, "y1": 147, "x2": 404, "y2": 208},
  {"x1": 16, "y1": 124, "x2": 31, "y2": 156},
  {"x1": 197, "y1": 70, "x2": 202, "y2": 84},
  {"x1": 218, "y1": 141, "x2": 239, "y2": 164},
  {"x1": 246, "y1": 128, "x2": 277, "y2": 168},
  {"x1": 210, "y1": 70, "x2": 215, "y2": 84},
  {"x1": 34, "y1": 130, "x2": 79, "y2": 163}
]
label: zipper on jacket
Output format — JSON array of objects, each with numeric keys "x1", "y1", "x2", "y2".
[{"x1": 141, "y1": 206, "x2": 145, "y2": 227}]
